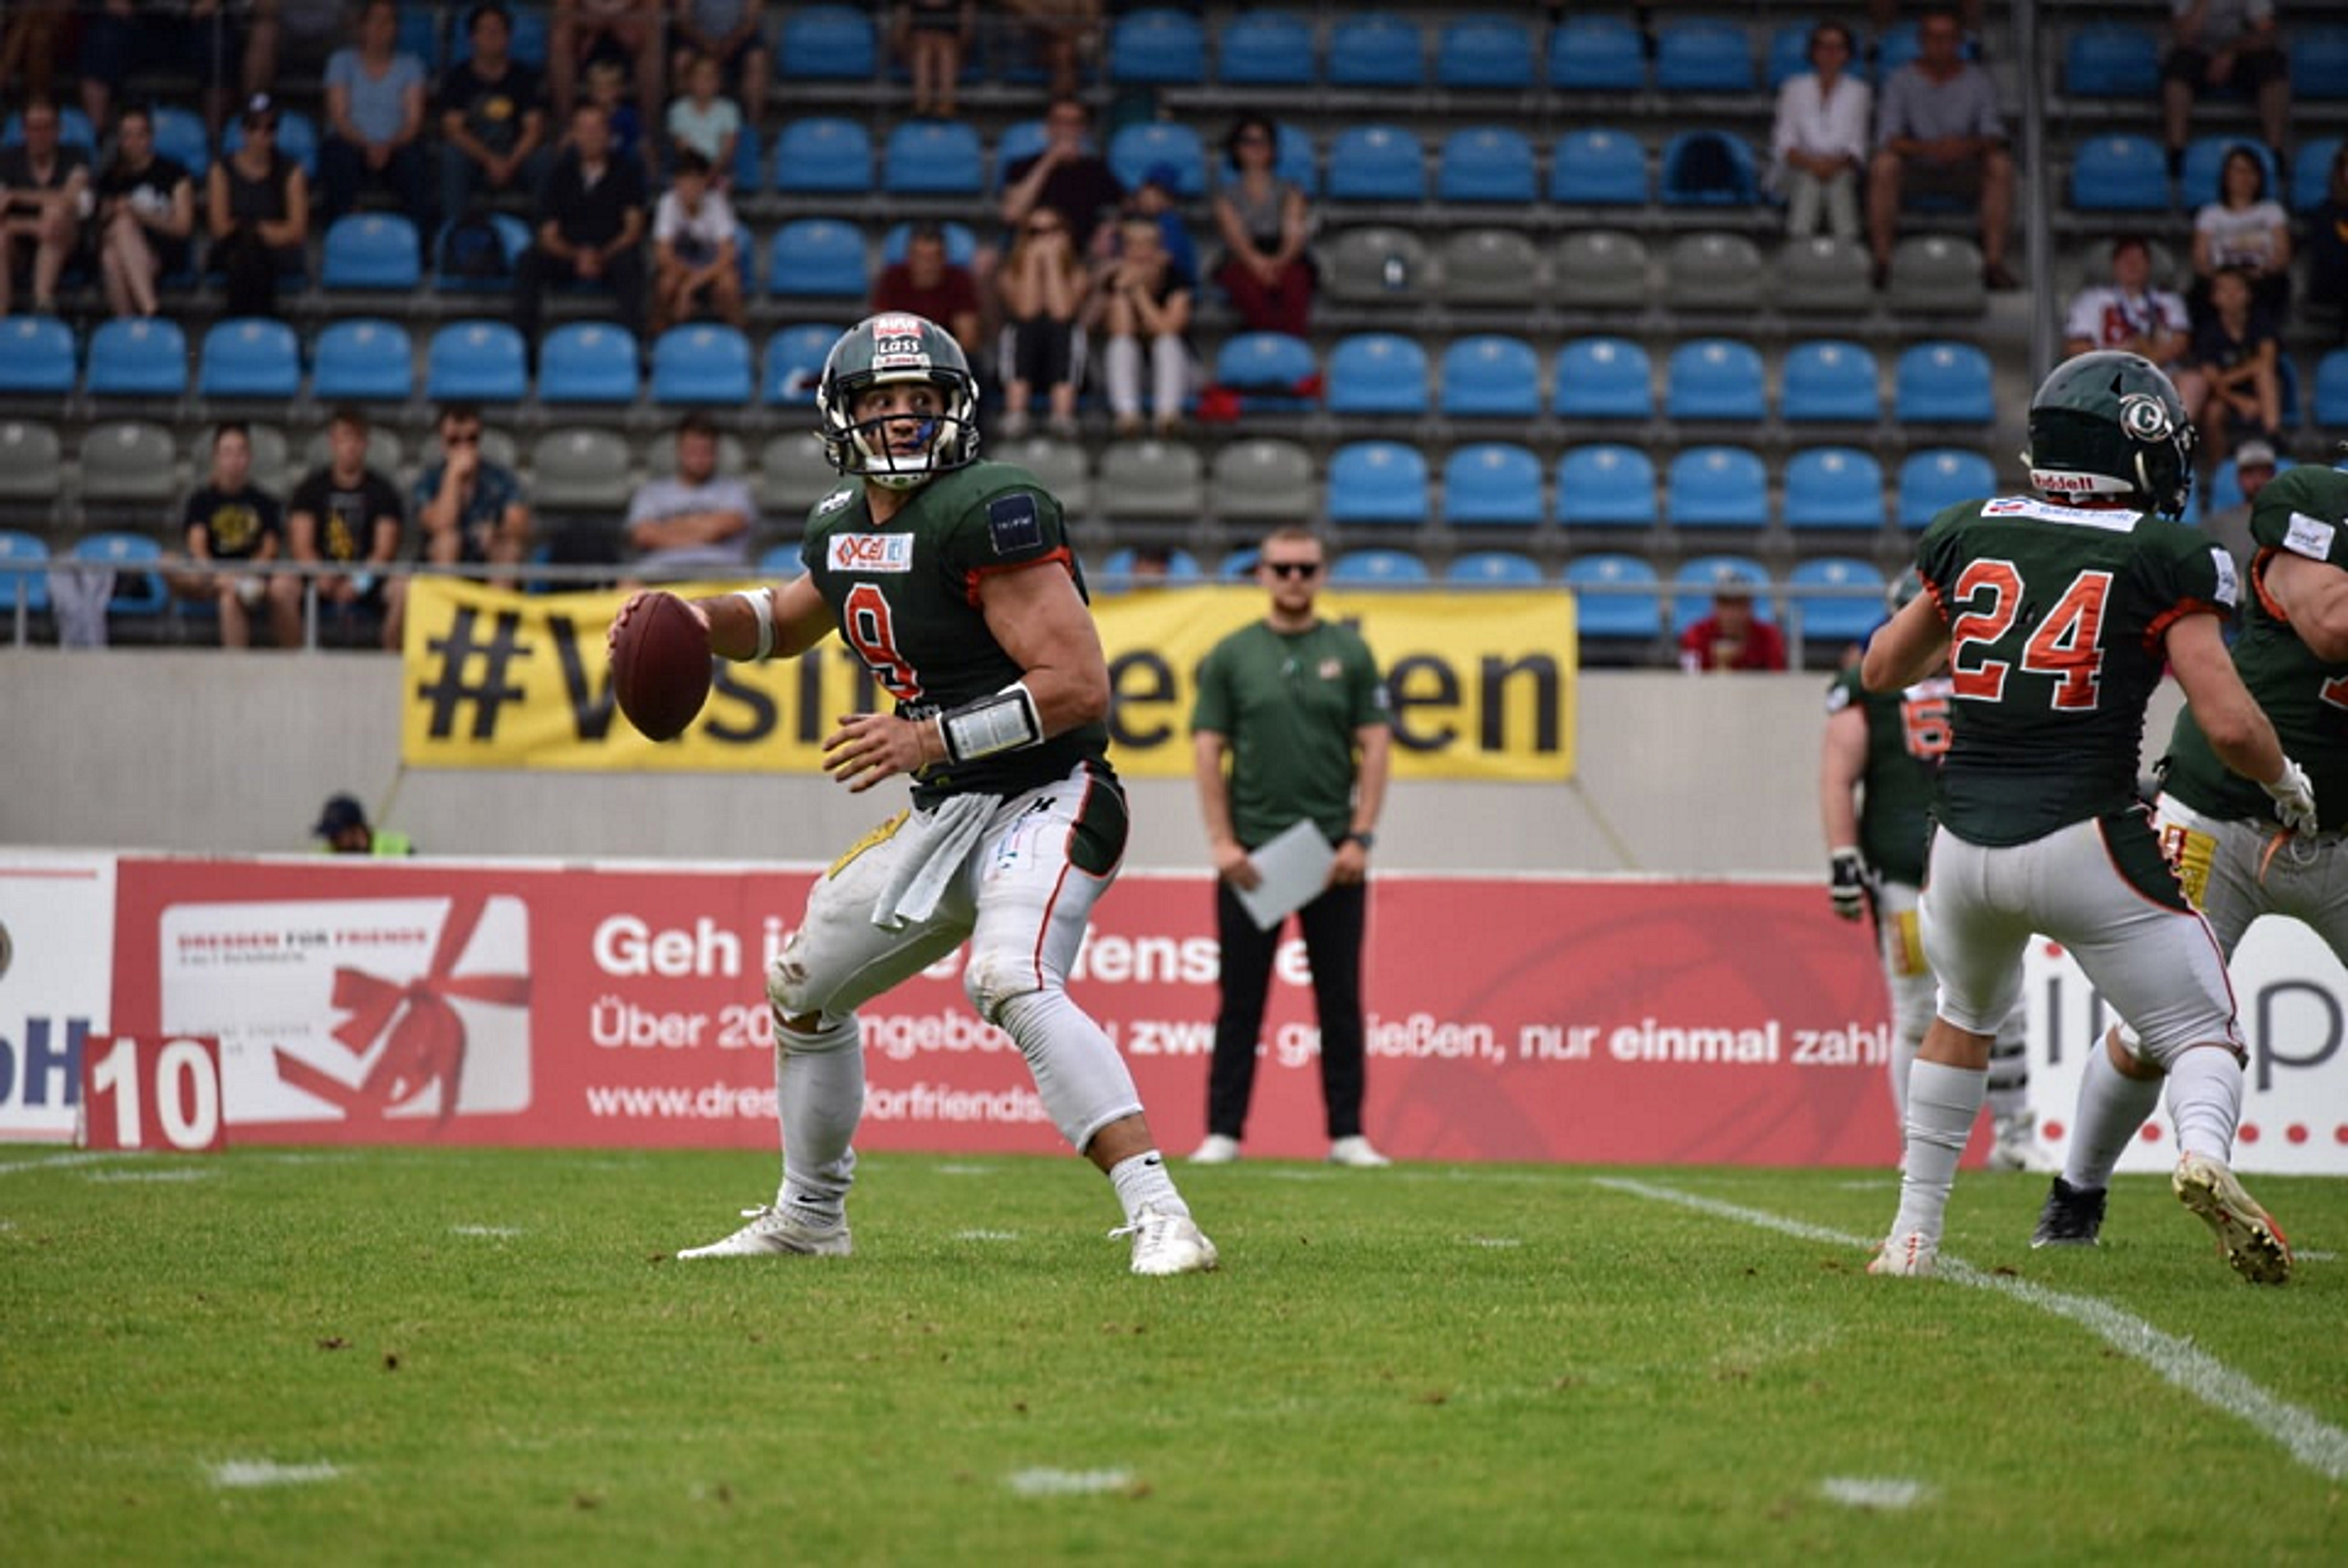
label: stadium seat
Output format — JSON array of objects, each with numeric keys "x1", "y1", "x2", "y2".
[
  {"x1": 1216, "y1": 10, "x2": 1315, "y2": 86},
  {"x1": 1662, "y1": 230, "x2": 1766, "y2": 310},
  {"x1": 2181, "y1": 136, "x2": 2281, "y2": 210},
  {"x1": 1671, "y1": 555, "x2": 1773, "y2": 635},
  {"x1": 1328, "y1": 13, "x2": 1423, "y2": 86},
  {"x1": 1209, "y1": 438, "x2": 1315, "y2": 521},
  {"x1": 1782, "y1": 340, "x2": 1882, "y2": 424},
  {"x1": 1553, "y1": 229, "x2": 1649, "y2": 307},
  {"x1": 1555, "y1": 445, "x2": 1657, "y2": 526},
  {"x1": 1888, "y1": 235, "x2": 1985, "y2": 314},
  {"x1": 1551, "y1": 16, "x2": 1646, "y2": 91},
  {"x1": 1898, "y1": 449, "x2": 1999, "y2": 527},
  {"x1": 1326, "y1": 441, "x2": 1428, "y2": 525},
  {"x1": 2315, "y1": 349, "x2": 2348, "y2": 426},
  {"x1": 991, "y1": 119, "x2": 1051, "y2": 189},
  {"x1": 1875, "y1": 21, "x2": 1935, "y2": 75},
  {"x1": 765, "y1": 323, "x2": 846, "y2": 405},
  {"x1": 1447, "y1": 550, "x2": 1544, "y2": 586},
  {"x1": 768, "y1": 219, "x2": 868, "y2": 297},
  {"x1": 1212, "y1": 332, "x2": 1317, "y2": 402},
  {"x1": 2298, "y1": 26, "x2": 2348, "y2": 99},
  {"x1": 0, "y1": 528, "x2": 48, "y2": 615},
  {"x1": 311, "y1": 319, "x2": 413, "y2": 402},
  {"x1": 998, "y1": 435, "x2": 1091, "y2": 515},
  {"x1": 880, "y1": 221, "x2": 977, "y2": 268},
  {"x1": 321, "y1": 213, "x2": 421, "y2": 291},
  {"x1": 1110, "y1": 8, "x2": 1206, "y2": 83},
  {"x1": 1894, "y1": 341, "x2": 1995, "y2": 425},
  {"x1": 652, "y1": 325, "x2": 754, "y2": 406},
  {"x1": 1564, "y1": 553, "x2": 1663, "y2": 640},
  {"x1": 0, "y1": 421, "x2": 62, "y2": 526},
  {"x1": 1441, "y1": 443, "x2": 1545, "y2": 527},
  {"x1": 1784, "y1": 447, "x2": 1887, "y2": 530},
  {"x1": 1438, "y1": 228, "x2": 1545, "y2": 304},
  {"x1": 151, "y1": 105, "x2": 209, "y2": 179},
  {"x1": 881, "y1": 119, "x2": 983, "y2": 196},
  {"x1": 1109, "y1": 121, "x2": 1209, "y2": 199},
  {"x1": 1551, "y1": 128, "x2": 1648, "y2": 204},
  {"x1": 773, "y1": 117, "x2": 873, "y2": 194},
  {"x1": 2208, "y1": 454, "x2": 2300, "y2": 515},
  {"x1": 757, "y1": 542, "x2": 807, "y2": 577},
  {"x1": 2071, "y1": 134, "x2": 2170, "y2": 209},
  {"x1": 221, "y1": 108, "x2": 318, "y2": 178},
  {"x1": 71, "y1": 532, "x2": 168, "y2": 617},
  {"x1": 1098, "y1": 547, "x2": 1204, "y2": 588},
  {"x1": 760, "y1": 430, "x2": 842, "y2": 515},
  {"x1": 779, "y1": 5, "x2": 876, "y2": 78},
  {"x1": 1437, "y1": 15, "x2": 1535, "y2": 89},
  {"x1": 1659, "y1": 130, "x2": 1759, "y2": 205},
  {"x1": 426, "y1": 320, "x2": 529, "y2": 402},
  {"x1": 531, "y1": 427, "x2": 633, "y2": 512},
  {"x1": 1789, "y1": 557, "x2": 1890, "y2": 645},
  {"x1": 1330, "y1": 548, "x2": 1429, "y2": 586},
  {"x1": 1665, "y1": 338, "x2": 1767, "y2": 423},
  {"x1": 1552, "y1": 337, "x2": 1652, "y2": 421},
  {"x1": 197, "y1": 318, "x2": 299, "y2": 399},
  {"x1": 2295, "y1": 136, "x2": 2344, "y2": 213},
  {"x1": 1320, "y1": 227, "x2": 1432, "y2": 302},
  {"x1": 78, "y1": 422, "x2": 179, "y2": 518},
  {"x1": 1654, "y1": 19, "x2": 1755, "y2": 92},
  {"x1": 0, "y1": 315, "x2": 73, "y2": 395},
  {"x1": 1667, "y1": 446, "x2": 1771, "y2": 530},
  {"x1": 1327, "y1": 125, "x2": 1426, "y2": 202},
  {"x1": 1098, "y1": 439, "x2": 1204, "y2": 519},
  {"x1": 1218, "y1": 547, "x2": 1261, "y2": 580},
  {"x1": 435, "y1": 212, "x2": 530, "y2": 291},
  {"x1": 1440, "y1": 336, "x2": 1542, "y2": 419},
  {"x1": 85, "y1": 318, "x2": 188, "y2": 399},
  {"x1": 537, "y1": 322, "x2": 639, "y2": 404},
  {"x1": 1325, "y1": 334, "x2": 1429, "y2": 416},
  {"x1": 2065, "y1": 24, "x2": 2160, "y2": 96},
  {"x1": 1775, "y1": 236, "x2": 1873, "y2": 311},
  {"x1": 1438, "y1": 127, "x2": 1538, "y2": 203}
]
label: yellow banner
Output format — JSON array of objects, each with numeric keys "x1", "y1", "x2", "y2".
[{"x1": 400, "y1": 577, "x2": 1577, "y2": 780}]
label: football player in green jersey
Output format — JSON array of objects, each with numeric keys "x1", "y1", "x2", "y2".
[
  {"x1": 610, "y1": 312, "x2": 1216, "y2": 1277},
  {"x1": 1860, "y1": 350, "x2": 2317, "y2": 1282},
  {"x1": 2037, "y1": 464, "x2": 2348, "y2": 1255}
]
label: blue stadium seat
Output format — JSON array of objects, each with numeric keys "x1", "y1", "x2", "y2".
[
  {"x1": 1440, "y1": 335, "x2": 1541, "y2": 418},
  {"x1": 2, "y1": 106, "x2": 97, "y2": 155},
  {"x1": 396, "y1": 7, "x2": 443, "y2": 70},
  {"x1": 2071, "y1": 134, "x2": 2170, "y2": 210},
  {"x1": 882, "y1": 119, "x2": 983, "y2": 195},
  {"x1": 1437, "y1": 127, "x2": 1537, "y2": 203},
  {"x1": 768, "y1": 219, "x2": 868, "y2": 297},
  {"x1": 1665, "y1": 338, "x2": 1767, "y2": 422},
  {"x1": 1212, "y1": 332, "x2": 1317, "y2": 398},
  {"x1": 2207, "y1": 454, "x2": 2300, "y2": 515},
  {"x1": 1326, "y1": 334, "x2": 1429, "y2": 416},
  {"x1": 992, "y1": 119, "x2": 1051, "y2": 188},
  {"x1": 435, "y1": 213, "x2": 530, "y2": 291},
  {"x1": 2315, "y1": 349, "x2": 2348, "y2": 426},
  {"x1": 1330, "y1": 548, "x2": 1430, "y2": 586},
  {"x1": 198, "y1": 318, "x2": 299, "y2": 399},
  {"x1": 2065, "y1": 24, "x2": 2160, "y2": 96},
  {"x1": 1655, "y1": 19, "x2": 1755, "y2": 92},
  {"x1": 1217, "y1": 10, "x2": 1315, "y2": 85},
  {"x1": 1551, "y1": 128, "x2": 1648, "y2": 204},
  {"x1": 151, "y1": 105, "x2": 209, "y2": 179},
  {"x1": 1327, "y1": 125, "x2": 1425, "y2": 202},
  {"x1": 1552, "y1": 16, "x2": 1646, "y2": 91},
  {"x1": 757, "y1": 543, "x2": 806, "y2": 577},
  {"x1": 1781, "y1": 340, "x2": 1882, "y2": 424},
  {"x1": 1328, "y1": 13, "x2": 1423, "y2": 86},
  {"x1": 1895, "y1": 341, "x2": 1995, "y2": 425},
  {"x1": 1876, "y1": 21, "x2": 1932, "y2": 75},
  {"x1": 1784, "y1": 447, "x2": 1888, "y2": 530},
  {"x1": 2181, "y1": 137, "x2": 2281, "y2": 210},
  {"x1": 1667, "y1": 446, "x2": 1771, "y2": 530},
  {"x1": 1437, "y1": 15, "x2": 1536, "y2": 89},
  {"x1": 775, "y1": 117, "x2": 873, "y2": 194},
  {"x1": 221, "y1": 108, "x2": 318, "y2": 178},
  {"x1": 1565, "y1": 553, "x2": 1663, "y2": 639},
  {"x1": 1553, "y1": 337, "x2": 1652, "y2": 420},
  {"x1": 779, "y1": 5, "x2": 876, "y2": 78},
  {"x1": 0, "y1": 315, "x2": 74, "y2": 394},
  {"x1": 537, "y1": 323, "x2": 639, "y2": 404},
  {"x1": 1263, "y1": 121, "x2": 1321, "y2": 195},
  {"x1": 653, "y1": 326, "x2": 755, "y2": 406},
  {"x1": 321, "y1": 212, "x2": 421, "y2": 291},
  {"x1": 311, "y1": 319, "x2": 414, "y2": 402},
  {"x1": 1218, "y1": 547, "x2": 1260, "y2": 580},
  {"x1": 2294, "y1": 26, "x2": 2348, "y2": 100},
  {"x1": 1110, "y1": 8, "x2": 1206, "y2": 84},
  {"x1": 1790, "y1": 557, "x2": 1890, "y2": 645},
  {"x1": 1556, "y1": 445, "x2": 1657, "y2": 526},
  {"x1": 2295, "y1": 136, "x2": 2345, "y2": 213},
  {"x1": 1099, "y1": 547, "x2": 1204, "y2": 586},
  {"x1": 1660, "y1": 130, "x2": 1759, "y2": 204},
  {"x1": 427, "y1": 319, "x2": 529, "y2": 402},
  {"x1": 1326, "y1": 441, "x2": 1428, "y2": 524},
  {"x1": 0, "y1": 528, "x2": 49, "y2": 615},
  {"x1": 880, "y1": 220, "x2": 977, "y2": 267},
  {"x1": 765, "y1": 324, "x2": 846, "y2": 405},
  {"x1": 1109, "y1": 121, "x2": 1209, "y2": 199},
  {"x1": 1899, "y1": 449, "x2": 1999, "y2": 527},
  {"x1": 1441, "y1": 443, "x2": 1544, "y2": 527},
  {"x1": 1672, "y1": 555, "x2": 1773, "y2": 634},
  {"x1": 86, "y1": 318, "x2": 188, "y2": 398},
  {"x1": 1448, "y1": 550, "x2": 1544, "y2": 585},
  {"x1": 72, "y1": 532, "x2": 168, "y2": 617}
]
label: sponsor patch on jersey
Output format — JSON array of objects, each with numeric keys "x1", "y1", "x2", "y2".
[
  {"x1": 2209, "y1": 546, "x2": 2239, "y2": 607},
  {"x1": 829, "y1": 531, "x2": 915, "y2": 572},
  {"x1": 2284, "y1": 510, "x2": 2337, "y2": 561},
  {"x1": 1983, "y1": 495, "x2": 2144, "y2": 532},
  {"x1": 986, "y1": 491, "x2": 1044, "y2": 556}
]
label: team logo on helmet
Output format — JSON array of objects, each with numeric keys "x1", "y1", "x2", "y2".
[{"x1": 2118, "y1": 392, "x2": 2173, "y2": 442}]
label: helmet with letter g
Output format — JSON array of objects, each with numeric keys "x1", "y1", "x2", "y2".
[
  {"x1": 816, "y1": 312, "x2": 981, "y2": 490},
  {"x1": 2020, "y1": 349, "x2": 2195, "y2": 518}
]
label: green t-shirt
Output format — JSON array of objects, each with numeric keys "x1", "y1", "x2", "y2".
[
  {"x1": 2164, "y1": 467, "x2": 2348, "y2": 831},
  {"x1": 1191, "y1": 618, "x2": 1389, "y2": 848},
  {"x1": 801, "y1": 461, "x2": 1110, "y2": 806},
  {"x1": 1917, "y1": 494, "x2": 2237, "y2": 845},
  {"x1": 1825, "y1": 668, "x2": 1949, "y2": 886}
]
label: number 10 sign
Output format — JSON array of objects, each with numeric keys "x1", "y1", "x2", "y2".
[{"x1": 79, "y1": 1036, "x2": 226, "y2": 1153}]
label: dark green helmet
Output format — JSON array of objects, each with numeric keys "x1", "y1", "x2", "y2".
[
  {"x1": 2022, "y1": 350, "x2": 2195, "y2": 517},
  {"x1": 816, "y1": 312, "x2": 980, "y2": 490}
]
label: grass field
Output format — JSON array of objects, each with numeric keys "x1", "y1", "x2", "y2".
[{"x1": 3, "y1": 1147, "x2": 2343, "y2": 1564}]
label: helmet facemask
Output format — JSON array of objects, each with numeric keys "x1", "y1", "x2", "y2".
[{"x1": 835, "y1": 373, "x2": 979, "y2": 491}]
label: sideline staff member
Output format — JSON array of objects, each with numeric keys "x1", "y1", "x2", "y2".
[{"x1": 1190, "y1": 526, "x2": 1392, "y2": 1168}]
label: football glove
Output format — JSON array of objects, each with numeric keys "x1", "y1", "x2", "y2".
[
  {"x1": 2261, "y1": 757, "x2": 2321, "y2": 837},
  {"x1": 1829, "y1": 848, "x2": 1871, "y2": 921}
]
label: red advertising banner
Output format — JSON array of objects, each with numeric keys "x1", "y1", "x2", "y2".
[{"x1": 80, "y1": 1035, "x2": 225, "y2": 1153}]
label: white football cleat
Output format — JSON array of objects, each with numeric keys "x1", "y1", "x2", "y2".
[
  {"x1": 1987, "y1": 1111, "x2": 2055, "y2": 1173},
  {"x1": 676, "y1": 1203, "x2": 852, "y2": 1260},
  {"x1": 1869, "y1": 1232, "x2": 1938, "y2": 1277},
  {"x1": 2172, "y1": 1153, "x2": 2291, "y2": 1285},
  {"x1": 1327, "y1": 1135, "x2": 1392, "y2": 1168},
  {"x1": 1114, "y1": 1204, "x2": 1219, "y2": 1277},
  {"x1": 1189, "y1": 1134, "x2": 1241, "y2": 1165}
]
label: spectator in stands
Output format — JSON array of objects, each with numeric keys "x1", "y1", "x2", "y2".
[
  {"x1": 439, "y1": 2, "x2": 552, "y2": 227},
  {"x1": 871, "y1": 220, "x2": 983, "y2": 356},
  {"x1": 892, "y1": 2, "x2": 976, "y2": 120},
  {"x1": 0, "y1": 95, "x2": 90, "y2": 318},
  {"x1": 2202, "y1": 435, "x2": 2276, "y2": 569},
  {"x1": 174, "y1": 422, "x2": 295, "y2": 650},
  {"x1": 280, "y1": 406, "x2": 405, "y2": 650},
  {"x1": 2062, "y1": 235, "x2": 2205, "y2": 418},
  {"x1": 94, "y1": 105, "x2": 197, "y2": 320},
  {"x1": 1097, "y1": 214, "x2": 1194, "y2": 438},
  {"x1": 996, "y1": 201, "x2": 1089, "y2": 439},
  {"x1": 1000, "y1": 95, "x2": 1124, "y2": 254},
  {"x1": 670, "y1": 1, "x2": 771, "y2": 130},
  {"x1": 582, "y1": 56, "x2": 648, "y2": 170},
  {"x1": 651, "y1": 148, "x2": 743, "y2": 332},
  {"x1": 623, "y1": 413, "x2": 755, "y2": 578},
  {"x1": 1001, "y1": 0, "x2": 1100, "y2": 99},
  {"x1": 516, "y1": 103, "x2": 649, "y2": 349},
  {"x1": 206, "y1": 94, "x2": 309, "y2": 320},
  {"x1": 1767, "y1": 21, "x2": 1871, "y2": 243},
  {"x1": 1211, "y1": 115, "x2": 1314, "y2": 336},
  {"x1": 388, "y1": 403, "x2": 532, "y2": 645},
  {"x1": 319, "y1": 0, "x2": 430, "y2": 226},
  {"x1": 0, "y1": 1, "x2": 71, "y2": 105},
  {"x1": 313, "y1": 792, "x2": 414, "y2": 855},
  {"x1": 664, "y1": 51, "x2": 742, "y2": 179},
  {"x1": 1866, "y1": 8, "x2": 2016, "y2": 291},
  {"x1": 2161, "y1": 0, "x2": 2289, "y2": 181},
  {"x1": 551, "y1": 0, "x2": 664, "y2": 123},
  {"x1": 78, "y1": 0, "x2": 248, "y2": 138},
  {"x1": 1125, "y1": 163, "x2": 1199, "y2": 288},
  {"x1": 1678, "y1": 582, "x2": 1786, "y2": 674},
  {"x1": 246, "y1": 2, "x2": 351, "y2": 95},
  {"x1": 2308, "y1": 144, "x2": 2348, "y2": 343},
  {"x1": 2190, "y1": 266, "x2": 2282, "y2": 458},
  {"x1": 2190, "y1": 143, "x2": 2291, "y2": 327}
]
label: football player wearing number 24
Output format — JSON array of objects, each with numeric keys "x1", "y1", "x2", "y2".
[
  {"x1": 1860, "y1": 350, "x2": 2314, "y2": 1284},
  {"x1": 606, "y1": 312, "x2": 1217, "y2": 1277}
]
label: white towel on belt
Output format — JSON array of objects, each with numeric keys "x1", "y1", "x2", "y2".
[{"x1": 870, "y1": 791, "x2": 998, "y2": 930}]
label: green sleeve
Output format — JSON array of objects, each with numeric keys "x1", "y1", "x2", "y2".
[
  {"x1": 1347, "y1": 631, "x2": 1390, "y2": 731},
  {"x1": 1191, "y1": 640, "x2": 1233, "y2": 734}
]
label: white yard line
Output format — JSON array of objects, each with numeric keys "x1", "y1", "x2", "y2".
[
  {"x1": 1005, "y1": 1467, "x2": 1136, "y2": 1498},
  {"x1": 0, "y1": 1152, "x2": 118, "y2": 1177},
  {"x1": 1819, "y1": 1476, "x2": 1934, "y2": 1509},
  {"x1": 209, "y1": 1460, "x2": 341, "y2": 1489},
  {"x1": 1596, "y1": 1176, "x2": 2348, "y2": 1483}
]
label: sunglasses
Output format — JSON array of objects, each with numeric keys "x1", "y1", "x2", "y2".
[
  {"x1": 445, "y1": 431, "x2": 480, "y2": 447},
  {"x1": 1264, "y1": 560, "x2": 1321, "y2": 579}
]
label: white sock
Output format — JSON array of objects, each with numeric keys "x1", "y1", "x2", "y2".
[
  {"x1": 2163, "y1": 1045, "x2": 2243, "y2": 1166},
  {"x1": 777, "y1": 1016, "x2": 864, "y2": 1225},
  {"x1": 1889, "y1": 1060, "x2": 1985, "y2": 1242},
  {"x1": 1888, "y1": 1031, "x2": 1920, "y2": 1127},
  {"x1": 1107, "y1": 1150, "x2": 1186, "y2": 1226},
  {"x1": 2061, "y1": 1034, "x2": 2163, "y2": 1191}
]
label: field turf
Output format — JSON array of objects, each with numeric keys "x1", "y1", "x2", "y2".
[{"x1": 3, "y1": 1148, "x2": 2343, "y2": 1564}]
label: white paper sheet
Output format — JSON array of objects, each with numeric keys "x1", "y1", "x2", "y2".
[{"x1": 1233, "y1": 819, "x2": 1336, "y2": 931}]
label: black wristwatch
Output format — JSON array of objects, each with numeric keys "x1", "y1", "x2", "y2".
[{"x1": 1342, "y1": 830, "x2": 1377, "y2": 850}]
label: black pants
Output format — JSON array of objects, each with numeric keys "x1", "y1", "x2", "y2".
[
  {"x1": 214, "y1": 228, "x2": 300, "y2": 319},
  {"x1": 1206, "y1": 878, "x2": 1367, "y2": 1142},
  {"x1": 515, "y1": 243, "x2": 647, "y2": 350}
]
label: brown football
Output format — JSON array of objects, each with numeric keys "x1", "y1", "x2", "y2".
[{"x1": 610, "y1": 592, "x2": 712, "y2": 741}]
